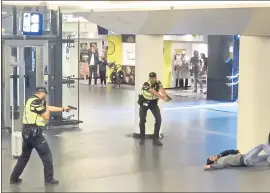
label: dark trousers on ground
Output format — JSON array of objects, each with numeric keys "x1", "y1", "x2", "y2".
[
  {"x1": 99, "y1": 70, "x2": 106, "y2": 85},
  {"x1": 179, "y1": 78, "x2": 188, "y2": 88},
  {"x1": 139, "y1": 100, "x2": 162, "y2": 139},
  {"x1": 89, "y1": 65, "x2": 97, "y2": 85},
  {"x1": 10, "y1": 132, "x2": 54, "y2": 182}
]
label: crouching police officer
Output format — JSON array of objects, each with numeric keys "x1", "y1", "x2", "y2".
[
  {"x1": 138, "y1": 72, "x2": 170, "y2": 146},
  {"x1": 10, "y1": 87, "x2": 70, "y2": 185}
]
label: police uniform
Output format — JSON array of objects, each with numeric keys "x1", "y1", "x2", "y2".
[
  {"x1": 138, "y1": 72, "x2": 163, "y2": 145},
  {"x1": 10, "y1": 87, "x2": 58, "y2": 185}
]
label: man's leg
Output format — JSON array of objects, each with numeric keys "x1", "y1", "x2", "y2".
[
  {"x1": 34, "y1": 135, "x2": 57, "y2": 184},
  {"x1": 199, "y1": 73, "x2": 203, "y2": 92},
  {"x1": 193, "y1": 73, "x2": 198, "y2": 92},
  {"x1": 99, "y1": 71, "x2": 104, "y2": 85},
  {"x1": 94, "y1": 66, "x2": 98, "y2": 85},
  {"x1": 175, "y1": 78, "x2": 179, "y2": 88},
  {"x1": 10, "y1": 137, "x2": 33, "y2": 183},
  {"x1": 88, "y1": 66, "x2": 93, "y2": 85},
  {"x1": 150, "y1": 103, "x2": 162, "y2": 146},
  {"x1": 104, "y1": 71, "x2": 107, "y2": 85},
  {"x1": 139, "y1": 105, "x2": 148, "y2": 145},
  {"x1": 179, "y1": 79, "x2": 184, "y2": 88},
  {"x1": 184, "y1": 78, "x2": 189, "y2": 89},
  {"x1": 244, "y1": 144, "x2": 270, "y2": 166}
]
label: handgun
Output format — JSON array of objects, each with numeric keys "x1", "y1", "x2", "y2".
[
  {"x1": 68, "y1": 105, "x2": 78, "y2": 110},
  {"x1": 167, "y1": 95, "x2": 172, "y2": 101}
]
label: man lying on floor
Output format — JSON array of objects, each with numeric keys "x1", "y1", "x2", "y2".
[{"x1": 204, "y1": 138, "x2": 270, "y2": 170}]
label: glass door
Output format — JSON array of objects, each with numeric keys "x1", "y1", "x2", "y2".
[{"x1": 3, "y1": 40, "x2": 49, "y2": 133}]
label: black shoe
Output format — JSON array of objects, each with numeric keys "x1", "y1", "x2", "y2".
[
  {"x1": 153, "y1": 139, "x2": 163, "y2": 146},
  {"x1": 45, "y1": 179, "x2": 59, "y2": 185},
  {"x1": 10, "y1": 178, "x2": 22, "y2": 184},
  {"x1": 139, "y1": 139, "x2": 145, "y2": 145}
]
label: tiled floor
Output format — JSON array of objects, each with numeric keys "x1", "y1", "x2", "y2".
[{"x1": 1, "y1": 84, "x2": 269, "y2": 192}]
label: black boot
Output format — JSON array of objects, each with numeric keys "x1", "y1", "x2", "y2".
[
  {"x1": 175, "y1": 79, "x2": 179, "y2": 88},
  {"x1": 45, "y1": 179, "x2": 59, "y2": 185},
  {"x1": 153, "y1": 138, "x2": 163, "y2": 146},
  {"x1": 10, "y1": 178, "x2": 22, "y2": 184}
]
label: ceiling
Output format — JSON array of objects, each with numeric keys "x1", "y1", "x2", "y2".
[{"x1": 73, "y1": 7, "x2": 270, "y2": 35}]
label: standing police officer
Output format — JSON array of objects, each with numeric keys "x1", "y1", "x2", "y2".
[
  {"x1": 10, "y1": 87, "x2": 70, "y2": 185},
  {"x1": 138, "y1": 72, "x2": 169, "y2": 146}
]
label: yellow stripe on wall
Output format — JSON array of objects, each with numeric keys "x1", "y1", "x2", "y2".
[
  {"x1": 107, "y1": 35, "x2": 123, "y2": 82},
  {"x1": 163, "y1": 40, "x2": 172, "y2": 88}
]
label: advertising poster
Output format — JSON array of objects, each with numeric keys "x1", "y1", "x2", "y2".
[
  {"x1": 122, "y1": 43, "x2": 135, "y2": 66},
  {"x1": 80, "y1": 43, "x2": 88, "y2": 62},
  {"x1": 121, "y1": 65, "x2": 135, "y2": 85},
  {"x1": 79, "y1": 43, "x2": 89, "y2": 79}
]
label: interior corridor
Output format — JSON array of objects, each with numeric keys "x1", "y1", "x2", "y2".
[{"x1": 1, "y1": 84, "x2": 269, "y2": 192}]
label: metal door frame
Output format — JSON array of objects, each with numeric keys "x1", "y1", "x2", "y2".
[{"x1": 2, "y1": 40, "x2": 49, "y2": 132}]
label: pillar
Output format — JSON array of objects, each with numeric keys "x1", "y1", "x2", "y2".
[
  {"x1": 237, "y1": 36, "x2": 270, "y2": 152},
  {"x1": 207, "y1": 35, "x2": 235, "y2": 101},
  {"x1": 133, "y1": 35, "x2": 164, "y2": 138}
]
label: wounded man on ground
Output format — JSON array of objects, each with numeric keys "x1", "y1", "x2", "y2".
[{"x1": 204, "y1": 140, "x2": 270, "y2": 170}]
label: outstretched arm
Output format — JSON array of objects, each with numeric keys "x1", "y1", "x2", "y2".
[
  {"x1": 47, "y1": 105, "x2": 70, "y2": 112},
  {"x1": 204, "y1": 163, "x2": 227, "y2": 170}
]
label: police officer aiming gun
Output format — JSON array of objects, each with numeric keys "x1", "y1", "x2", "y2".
[
  {"x1": 138, "y1": 72, "x2": 170, "y2": 146},
  {"x1": 10, "y1": 87, "x2": 71, "y2": 185}
]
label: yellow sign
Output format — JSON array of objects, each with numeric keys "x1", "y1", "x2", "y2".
[{"x1": 2, "y1": 28, "x2": 5, "y2": 33}]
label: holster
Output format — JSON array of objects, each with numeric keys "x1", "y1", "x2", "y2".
[
  {"x1": 137, "y1": 94, "x2": 145, "y2": 105},
  {"x1": 22, "y1": 125, "x2": 42, "y2": 139}
]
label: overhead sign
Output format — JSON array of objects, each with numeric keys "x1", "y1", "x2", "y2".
[{"x1": 22, "y1": 12, "x2": 43, "y2": 36}]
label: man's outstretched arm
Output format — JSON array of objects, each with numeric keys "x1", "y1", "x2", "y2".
[{"x1": 204, "y1": 163, "x2": 227, "y2": 170}]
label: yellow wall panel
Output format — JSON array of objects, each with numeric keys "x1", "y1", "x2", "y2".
[
  {"x1": 107, "y1": 35, "x2": 122, "y2": 82},
  {"x1": 163, "y1": 40, "x2": 172, "y2": 88}
]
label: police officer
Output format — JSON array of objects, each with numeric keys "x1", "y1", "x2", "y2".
[
  {"x1": 10, "y1": 87, "x2": 70, "y2": 185},
  {"x1": 138, "y1": 72, "x2": 169, "y2": 146}
]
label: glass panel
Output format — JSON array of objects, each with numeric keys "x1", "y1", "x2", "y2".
[
  {"x1": 1, "y1": 5, "x2": 13, "y2": 35},
  {"x1": 9, "y1": 46, "x2": 23, "y2": 133},
  {"x1": 61, "y1": 19, "x2": 80, "y2": 126}
]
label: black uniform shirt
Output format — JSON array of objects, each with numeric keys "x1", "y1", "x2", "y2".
[{"x1": 142, "y1": 80, "x2": 163, "y2": 92}]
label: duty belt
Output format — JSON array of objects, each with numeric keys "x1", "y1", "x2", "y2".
[{"x1": 22, "y1": 124, "x2": 42, "y2": 139}]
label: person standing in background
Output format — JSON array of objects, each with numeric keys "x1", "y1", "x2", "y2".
[
  {"x1": 98, "y1": 57, "x2": 108, "y2": 87},
  {"x1": 179, "y1": 51, "x2": 190, "y2": 90},
  {"x1": 200, "y1": 53, "x2": 208, "y2": 94},
  {"x1": 173, "y1": 54, "x2": 181, "y2": 88},
  {"x1": 88, "y1": 47, "x2": 99, "y2": 86},
  {"x1": 190, "y1": 50, "x2": 203, "y2": 93}
]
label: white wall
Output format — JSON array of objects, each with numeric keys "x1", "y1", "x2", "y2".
[
  {"x1": 192, "y1": 43, "x2": 208, "y2": 57},
  {"x1": 62, "y1": 42, "x2": 79, "y2": 78},
  {"x1": 122, "y1": 43, "x2": 135, "y2": 66},
  {"x1": 164, "y1": 35, "x2": 206, "y2": 42}
]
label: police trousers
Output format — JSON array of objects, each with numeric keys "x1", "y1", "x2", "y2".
[
  {"x1": 139, "y1": 100, "x2": 161, "y2": 139},
  {"x1": 10, "y1": 127, "x2": 54, "y2": 182}
]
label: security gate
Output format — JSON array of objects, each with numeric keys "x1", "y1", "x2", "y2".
[{"x1": 2, "y1": 40, "x2": 49, "y2": 133}]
